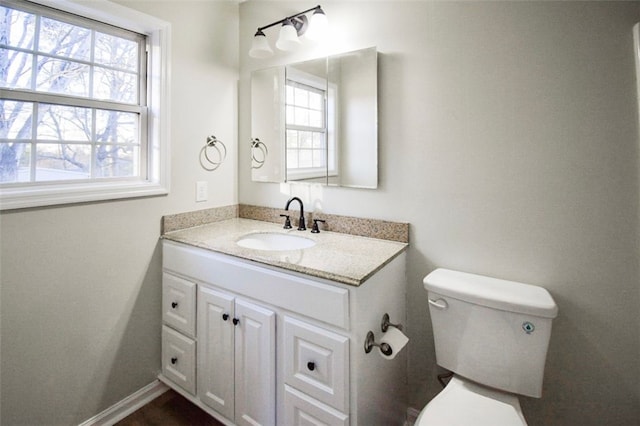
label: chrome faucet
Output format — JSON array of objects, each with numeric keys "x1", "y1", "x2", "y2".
[{"x1": 285, "y1": 197, "x2": 306, "y2": 231}]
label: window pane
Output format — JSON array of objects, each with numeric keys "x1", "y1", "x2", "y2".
[
  {"x1": 312, "y1": 132, "x2": 323, "y2": 148},
  {"x1": 1, "y1": 6, "x2": 36, "y2": 49},
  {"x1": 294, "y1": 87, "x2": 308, "y2": 106},
  {"x1": 36, "y1": 57, "x2": 90, "y2": 97},
  {"x1": 95, "y1": 32, "x2": 138, "y2": 72},
  {"x1": 309, "y1": 92, "x2": 322, "y2": 110},
  {"x1": 286, "y1": 130, "x2": 298, "y2": 148},
  {"x1": 1, "y1": 100, "x2": 33, "y2": 139},
  {"x1": 0, "y1": 49, "x2": 33, "y2": 89},
  {"x1": 0, "y1": 142, "x2": 31, "y2": 183},
  {"x1": 299, "y1": 149, "x2": 312, "y2": 168},
  {"x1": 96, "y1": 144, "x2": 137, "y2": 177},
  {"x1": 294, "y1": 107, "x2": 309, "y2": 126},
  {"x1": 287, "y1": 149, "x2": 298, "y2": 168},
  {"x1": 309, "y1": 110, "x2": 322, "y2": 127},
  {"x1": 96, "y1": 110, "x2": 138, "y2": 143},
  {"x1": 93, "y1": 67, "x2": 137, "y2": 103},
  {"x1": 38, "y1": 17, "x2": 91, "y2": 61},
  {"x1": 36, "y1": 143, "x2": 90, "y2": 181},
  {"x1": 37, "y1": 104, "x2": 91, "y2": 141},
  {"x1": 299, "y1": 131, "x2": 312, "y2": 148}
]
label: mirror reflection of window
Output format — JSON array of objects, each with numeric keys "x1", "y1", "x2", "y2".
[
  {"x1": 285, "y1": 81, "x2": 325, "y2": 172},
  {"x1": 284, "y1": 67, "x2": 335, "y2": 183}
]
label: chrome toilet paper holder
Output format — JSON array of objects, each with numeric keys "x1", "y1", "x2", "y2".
[
  {"x1": 364, "y1": 331, "x2": 393, "y2": 356},
  {"x1": 381, "y1": 313, "x2": 403, "y2": 332},
  {"x1": 364, "y1": 313, "x2": 404, "y2": 355}
]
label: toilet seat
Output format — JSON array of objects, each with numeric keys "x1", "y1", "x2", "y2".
[{"x1": 415, "y1": 375, "x2": 528, "y2": 426}]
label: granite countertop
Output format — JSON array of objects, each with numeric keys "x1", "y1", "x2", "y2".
[{"x1": 162, "y1": 218, "x2": 408, "y2": 286}]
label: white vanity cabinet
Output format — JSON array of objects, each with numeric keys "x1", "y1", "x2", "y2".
[{"x1": 159, "y1": 239, "x2": 407, "y2": 426}]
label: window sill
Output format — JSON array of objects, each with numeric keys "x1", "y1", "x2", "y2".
[{"x1": 0, "y1": 180, "x2": 169, "y2": 211}]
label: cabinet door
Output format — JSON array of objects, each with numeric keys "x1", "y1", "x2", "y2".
[
  {"x1": 234, "y1": 299, "x2": 276, "y2": 426},
  {"x1": 198, "y1": 286, "x2": 235, "y2": 420}
]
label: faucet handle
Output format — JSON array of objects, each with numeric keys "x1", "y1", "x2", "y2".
[
  {"x1": 311, "y1": 219, "x2": 326, "y2": 233},
  {"x1": 280, "y1": 214, "x2": 292, "y2": 229}
]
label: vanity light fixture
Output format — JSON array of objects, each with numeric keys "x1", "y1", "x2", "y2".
[{"x1": 249, "y1": 5, "x2": 327, "y2": 58}]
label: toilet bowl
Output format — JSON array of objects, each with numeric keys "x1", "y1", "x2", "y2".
[{"x1": 415, "y1": 375, "x2": 527, "y2": 426}]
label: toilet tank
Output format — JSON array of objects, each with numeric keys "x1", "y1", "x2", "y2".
[{"x1": 423, "y1": 269, "x2": 558, "y2": 398}]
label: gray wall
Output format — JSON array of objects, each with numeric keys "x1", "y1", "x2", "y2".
[
  {"x1": 0, "y1": 1, "x2": 238, "y2": 424},
  {"x1": 2, "y1": 1, "x2": 639, "y2": 425},
  {"x1": 239, "y1": 1, "x2": 640, "y2": 425}
]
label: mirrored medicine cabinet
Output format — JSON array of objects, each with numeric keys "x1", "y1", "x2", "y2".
[{"x1": 251, "y1": 47, "x2": 378, "y2": 188}]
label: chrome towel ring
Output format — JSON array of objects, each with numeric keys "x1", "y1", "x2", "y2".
[
  {"x1": 251, "y1": 138, "x2": 268, "y2": 169},
  {"x1": 200, "y1": 135, "x2": 226, "y2": 171}
]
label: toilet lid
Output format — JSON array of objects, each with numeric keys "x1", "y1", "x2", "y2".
[{"x1": 416, "y1": 376, "x2": 527, "y2": 426}]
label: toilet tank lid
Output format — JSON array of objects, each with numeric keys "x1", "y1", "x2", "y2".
[{"x1": 423, "y1": 269, "x2": 558, "y2": 318}]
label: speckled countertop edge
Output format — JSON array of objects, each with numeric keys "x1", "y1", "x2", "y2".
[
  {"x1": 162, "y1": 205, "x2": 238, "y2": 234},
  {"x1": 162, "y1": 217, "x2": 408, "y2": 286}
]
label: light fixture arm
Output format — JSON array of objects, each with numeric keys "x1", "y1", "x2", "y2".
[
  {"x1": 254, "y1": 5, "x2": 322, "y2": 35},
  {"x1": 249, "y1": 5, "x2": 326, "y2": 58}
]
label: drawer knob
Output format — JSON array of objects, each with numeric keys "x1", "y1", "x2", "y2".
[
  {"x1": 307, "y1": 361, "x2": 315, "y2": 371},
  {"x1": 171, "y1": 302, "x2": 178, "y2": 309},
  {"x1": 222, "y1": 313, "x2": 229, "y2": 321},
  {"x1": 233, "y1": 318, "x2": 240, "y2": 326},
  {"x1": 171, "y1": 357, "x2": 177, "y2": 365}
]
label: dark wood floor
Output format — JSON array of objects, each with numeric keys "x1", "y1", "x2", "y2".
[{"x1": 115, "y1": 389, "x2": 225, "y2": 426}]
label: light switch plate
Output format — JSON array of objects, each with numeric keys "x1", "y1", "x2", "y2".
[{"x1": 196, "y1": 181, "x2": 207, "y2": 202}]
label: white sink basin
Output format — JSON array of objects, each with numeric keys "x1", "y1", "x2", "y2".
[{"x1": 236, "y1": 232, "x2": 316, "y2": 251}]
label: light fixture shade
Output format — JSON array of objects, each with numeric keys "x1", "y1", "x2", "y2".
[
  {"x1": 275, "y1": 19, "x2": 301, "y2": 51},
  {"x1": 306, "y1": 8, "x2": 328, "y2": 40},
  {"x1": 249, "y1": 30, "x2": 273, "y2": 58}
]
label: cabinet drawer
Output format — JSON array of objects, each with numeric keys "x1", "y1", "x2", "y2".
[
  {"x1": 284, "y1": 316, "x2": 349, "y2": 412},
  {"x1": 163, "y1": 273, "x2": 196, "y2": 337},
  {"x1": 284, "y1": 385, "x2": 348, "y2": 426},
  {"x1": 162, "y1": 326, "x2": 196, "y2": 394}
]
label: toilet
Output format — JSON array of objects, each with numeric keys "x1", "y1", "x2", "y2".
[{"x1": 417, "y1": 268, "x2": 558, "y2": 425}]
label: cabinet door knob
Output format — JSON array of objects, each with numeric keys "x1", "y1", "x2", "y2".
[
  {"x1": 232, "y1": 318, "x2": 240, "y2": 326},
  {"x1": 171, "y1": 357, "x2": 177, "y2": 365},
  {"x1": 171, "y1": 302, "x2": 178, "y2": 309},
  {"x1": 307, "y1": 361, "x2": 315, "y2": 371},
  {"x1": 222, "y1": 313, "x2": 229, "y2": 321}
]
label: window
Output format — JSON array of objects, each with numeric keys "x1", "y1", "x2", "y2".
[
  {"x1": 286, "y1": 80, "x2": 326, "y2": 178},
  {"x1": 0, "y1": 0, "x2": 170, "y2": 210},
  {"x1": 285, "y1": 68, "x2": 336, "y2": 181}
]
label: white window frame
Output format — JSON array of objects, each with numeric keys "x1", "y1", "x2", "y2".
[{"x1": 0, "y1": 0, "x2": 170, "y2": 210}]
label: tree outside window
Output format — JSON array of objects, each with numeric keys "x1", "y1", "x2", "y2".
[{"x1": 1, "y1": 1, "x2": 145, "y2": 185}]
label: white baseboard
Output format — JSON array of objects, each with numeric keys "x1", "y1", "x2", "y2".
[
  {"x1": 405, "y1": 406, "x2": 421, "y2": 426},
  {"x1": 78, "y1": 380, "x2": 169, "y2": 426},
  {"x1": 80, "y1": 379, "x2": 420, "y2": 426}
]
